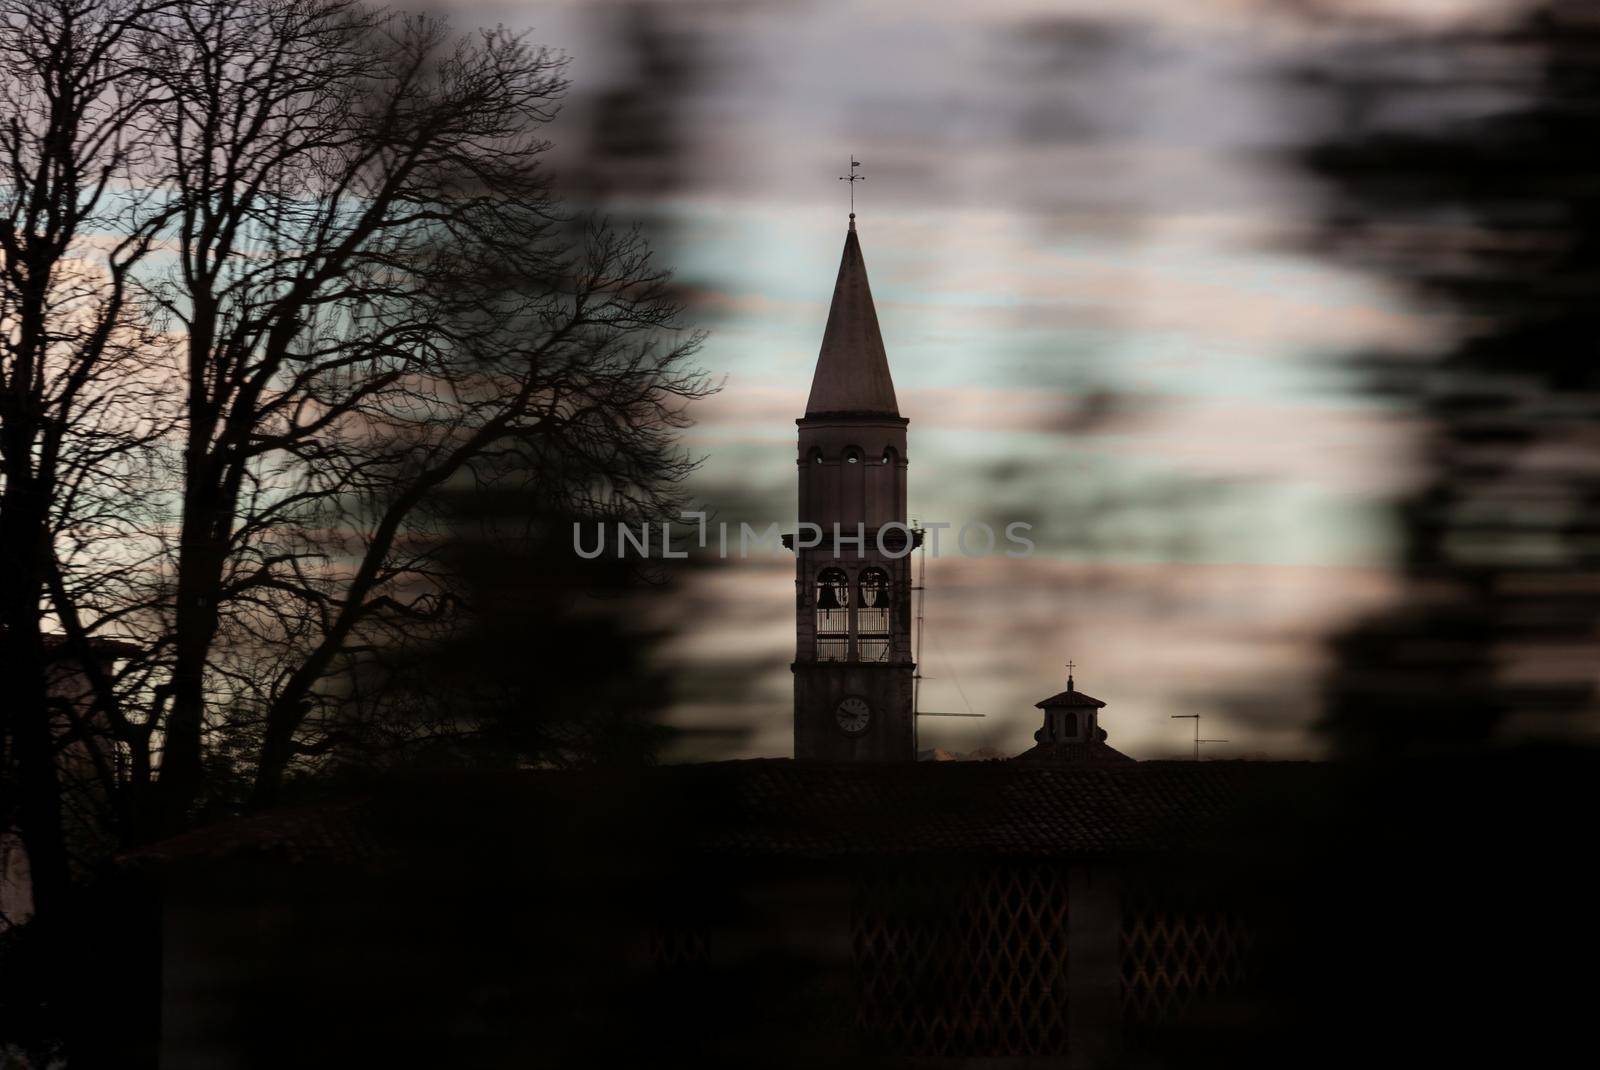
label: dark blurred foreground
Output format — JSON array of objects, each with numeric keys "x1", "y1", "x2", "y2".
[{"x1": 4, "y1": 745, "x2": 1578, "y2": 1068}]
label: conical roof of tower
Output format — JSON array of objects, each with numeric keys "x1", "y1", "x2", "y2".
[{"x1": 805, "y1": 219, "x2": 900, "y2": 417}]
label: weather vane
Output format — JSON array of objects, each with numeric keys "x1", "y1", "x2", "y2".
[{"x1": 839, "y1": 157, "x2": 864, "y2": 217}]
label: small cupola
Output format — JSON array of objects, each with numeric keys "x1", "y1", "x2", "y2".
[
  {"x1": 1034, "y1": 669, "x2": 1106, "y2": 744},
  {"x1": 1014, "y1": 664, "x2": 1134, "y2": 763}
]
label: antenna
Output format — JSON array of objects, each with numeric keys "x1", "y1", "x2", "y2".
[
  {"x1": 911, "y1": 525, "x2": 983, "y2": 745},
  {"x1": 1170, "y1": 714, "x2": 1227, "y2": 761},
  {"x1": 911, "y1": 521, "x2": 925, "y2": 751}
]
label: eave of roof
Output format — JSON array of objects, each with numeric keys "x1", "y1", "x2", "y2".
[{"x1": 1034, "y1": 689, "x2": 1107, "y2": 709}]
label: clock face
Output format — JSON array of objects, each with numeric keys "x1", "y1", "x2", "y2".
[{"x1": 835, "y1": 696, "x2": 873, "y2": 736}]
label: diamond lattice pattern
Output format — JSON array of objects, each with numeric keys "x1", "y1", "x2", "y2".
[
  {"x1": 1120, "y1": 889, "x2": 1249, "y2": 1024},
  {"x1": 851, "y1": 864, "x2": 1071, "y2": 1057}
]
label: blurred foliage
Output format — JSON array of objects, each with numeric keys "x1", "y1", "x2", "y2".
[
  {"x1": 279, "y1": 494, "x2": 687, "y2": 796},
  {"x1": 1129, "y1": 5, "x2": 1600, "y2": 1064},
  {"x1": 1299, "y1": 0, "x2": 1600, "y2": 750}
]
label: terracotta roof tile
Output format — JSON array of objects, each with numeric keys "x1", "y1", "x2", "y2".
[{"x1": 1011, "y1": 740, "x2": 1135, "y2": 763}]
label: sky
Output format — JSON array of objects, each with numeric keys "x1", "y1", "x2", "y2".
[{"x1": 446, "y1": 0, "x2": 1514, "y2": 760}]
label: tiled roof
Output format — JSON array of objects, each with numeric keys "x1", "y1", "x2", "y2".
[
  {"x1": 1, "y1": 631, "x2": 142, "y2": 661},
  {"x1": 692, "y1": 759, "x2": 1298, "y2": 858},
  {"x1": 1034, "y1": 688, "x2": 1106, "y2": 709},
  {"x1": 121, "y1": 797, "x2": 391, "y2": 867},
  {"x1": 1011, "y1": 739, "x2": 1135, "y2": 764},
  {"x1": 122, "y1": 760, "x2": 1308, "y2": 868}
]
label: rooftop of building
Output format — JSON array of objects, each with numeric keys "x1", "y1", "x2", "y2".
[{"x1": 121, "y1": 757, "x2": 1313, "y2": 871}]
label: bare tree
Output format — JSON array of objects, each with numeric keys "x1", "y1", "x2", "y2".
[
  {"x1": 0, "y1": 0, "x2": 174, "y2": 933},
  {"x1": 2, "y1": 0, "x2": 711, "y2": 932}
]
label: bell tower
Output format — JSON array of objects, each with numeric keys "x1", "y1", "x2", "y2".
[{"x1": 790, "y1": 212, "x2": 916, "y2": 761}]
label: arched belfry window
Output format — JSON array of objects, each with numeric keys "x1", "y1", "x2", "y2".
[
  {"x1": 881, "y1": 447, "x2": 897, "y2": 466},
  {"x1": 857, "y1": 567, "x2": 891, "y2": 663},
  {"x1": 1063, "y1": 711, "x2": 1080, "y2": 740},
  {"x1": 810, "y1": 447, "x2": 824, "y2": 464},
  {"x1": 844, "y1": 447, "x2": 861, "y2": 465},
  {"x1": 816, "y1": 567, "x2": 849, "y2": 662}
]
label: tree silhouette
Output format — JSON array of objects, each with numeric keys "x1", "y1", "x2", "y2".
[
  {"x1": 298, "y1": 494, "x2": 684, "y2": 792},
  {"x1": 0, "y1": 0, "x2": 712, "y2": 947},
  {"x1": 0, "y1": 0, "x2": 177, "y2": 940}
]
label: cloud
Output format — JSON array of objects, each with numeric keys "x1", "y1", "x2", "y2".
[{"x1": 654, "y1": 554, "x2": 1403, "y2": 762}]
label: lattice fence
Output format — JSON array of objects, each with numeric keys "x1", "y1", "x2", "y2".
[
  {"x1": 851, "y1": 863, "x2": 1071, "y2": 1057},
  {"x1": 1120, "y1": 887, "x2": 1251, "y2": 1025},
  {"x1": 646, "y1": 922, "x2": 711, "y2": 973}
]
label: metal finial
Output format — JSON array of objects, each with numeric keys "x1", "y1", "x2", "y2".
[
  {"x1": 1065, "y1": 659, "x2": 1076, "y2": 690},
  {"x1": 839, "y1": 157, "x2": 864, "y2": 219}
]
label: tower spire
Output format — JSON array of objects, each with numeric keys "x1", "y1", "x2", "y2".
[
  {"x1": 804, "y1": 205, "x2": 899, "y2": 417},
  {"x1": 791, "y1": 169, "x2": 913, "y2": 762}
]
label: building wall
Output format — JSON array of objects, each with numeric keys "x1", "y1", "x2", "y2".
[{"x1": 151, "y1": 839, "x2": 1257, "y2": 1065}]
